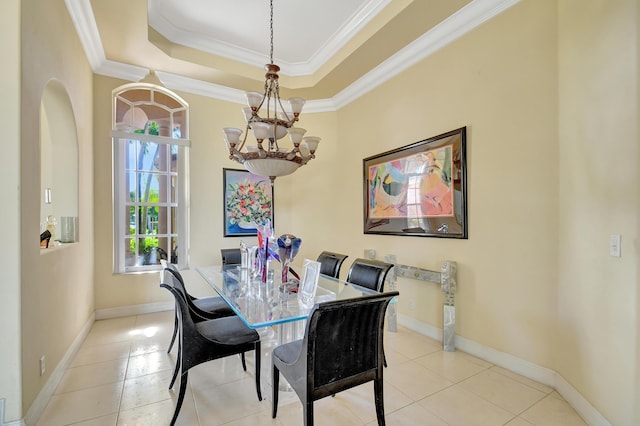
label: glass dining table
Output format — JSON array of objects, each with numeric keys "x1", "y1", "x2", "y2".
[
  {"x1": 196, "y1": 264, "x2": 379, "y2": 331},
  {"x1": 197, "y1": 264, "x2": 382, "y2": 393}
]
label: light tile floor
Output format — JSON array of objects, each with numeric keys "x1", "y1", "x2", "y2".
[{"x1": 37, "y1": 311, "x2": 587, "y2": 425}]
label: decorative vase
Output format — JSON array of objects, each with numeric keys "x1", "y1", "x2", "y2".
[
  {"x1": 237, "y1": 219, "x2": 254, "y2": 229},
  {"x1": 256, "y1": 220, "x2": 277, "y2": 284},
  {"x1": 277, "y1": 234, "x2": 302, "y2": 290}
]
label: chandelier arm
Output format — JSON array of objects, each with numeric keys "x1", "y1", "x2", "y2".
[
  {"x1": 266, "y1": 79, "x2": 277, "y2": 120},
  {"x1": 222, "y1": 0, "x2": 320, "y2": 182},
  {"x1": 236, "y1": 124, "x2": 250, "y2": 153},
  {"x1": 276, "y1": 96, "x2": 294, "y2": 124},
  {"x1": 257, "y1": 80, "x2": 269, "y2": 112}
]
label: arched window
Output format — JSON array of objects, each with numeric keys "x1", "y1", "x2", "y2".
[{"x1": 111, "y1": 81, "x2": 189, "y2": 273}]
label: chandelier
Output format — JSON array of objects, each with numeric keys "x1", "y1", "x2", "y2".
[{"x1": 222, "y1": 0, "x2": 320, "y2": 183}]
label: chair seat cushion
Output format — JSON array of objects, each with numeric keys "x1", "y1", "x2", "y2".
[
  {"x1": 273, "y1": 339, "x2": 303, "y2": 364},
  {"x1": 193, "y1": 296, "x2": 234, "y2": 316},
  {"x1": 197, "y1": 316, "x2": 259, "y2": 345}
]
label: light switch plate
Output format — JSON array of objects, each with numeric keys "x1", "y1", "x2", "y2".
[{"x1": 609, "y1": 234, "x2": 621, "y2": 257}]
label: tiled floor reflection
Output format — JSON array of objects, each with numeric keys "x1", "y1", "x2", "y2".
[{"x1": 37, "y1": 311, "x2": 587, "y2": 425}]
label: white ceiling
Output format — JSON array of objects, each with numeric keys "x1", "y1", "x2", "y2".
[
  {"x1": 148, "y1": 0, "x2": 386, "y2": 75},
  {"x1": 67, "y1": 0, "x2": 520, "y2": 110}
]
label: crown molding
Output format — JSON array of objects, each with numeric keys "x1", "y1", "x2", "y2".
[
  {"x1": 148, "y1": 0, "x2": 391, "y2": 77},
  {"x1": 332, "y1": 0, "x2": 522, "y2": 109},
  {"x1": 300, "y1": 0, "x2": 391, "y2": 78},
  {"x1": 156, "y1": 72, "x2": 245, "y2": 104},
  {"x1": 64, "y1": 0, "x2": 105, "y2": 70},
  {"x1": 65, "y1": 0, "x2": 521, "y2": 113}
]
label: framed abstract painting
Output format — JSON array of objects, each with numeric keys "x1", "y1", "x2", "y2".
[
  {"x1": 223, "y1": 168, "x2": 274, "y2": 237},
  {"x1": 363, "y1": 127, "x2": 467, "y2": 238}
]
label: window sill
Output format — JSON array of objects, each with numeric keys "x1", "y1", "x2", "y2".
[{"x1": 40, "y1": 242, "x2": 79, "y2": 254}]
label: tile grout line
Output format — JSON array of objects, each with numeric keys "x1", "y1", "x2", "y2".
[{"x1": 112, "y1": 317, "x2": 137, "y2": 425}]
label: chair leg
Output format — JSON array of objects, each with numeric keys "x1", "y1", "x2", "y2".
[
  {"x1": 373, "y1": 377, "x2": 386, "y2": 426},
  {"x1": 254, "y1": 342, "x2": 262, "y2": 401},
  {"x1": 382, "y1": 339, "x2": 387, "y2": 368},
  {"x1": 241, "y1": 352, "x2": 247, "y2": 371},
  {"x1": 169, "y1": 340, "x2": 181, "y2": 389},
  {"x1": 271, "y1": 365, "x2": 279, "y2": 418},
  {"x1": 167, "y1": 312, "x2": 178, "y2": 353},
  {"x1": 171, "y1": 371, "x2": 189, "y2": 426},
  {"x1": 303, "y1": 401, "x2": 314, "y2": 426}
]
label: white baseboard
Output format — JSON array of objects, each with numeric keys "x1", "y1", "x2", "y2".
[
  {"x1": 95, "y1": 301, "x2": 172, "y2": 320},
  {"x1": 25, "y1": 302, "x2": 173, "y2": 425},
  {"x1": 397, "y1": 313, "x2": 443, "y2": 342},
  {"x1": 23, "y1": 306, "x2": 610, "y2": 426},
  {"x1": 0, "y1": 398, "x2": 25, "y2": 426},
  {"x1": 396, "y1": 314, "x2": 611, "y2": 426},
  {"x1": 454, "y1": 334, "x2": 557, "y2": 387},
  {"x1": 555, "y1": 374, "x2": 612, "y2": 426},
  {"x1": 23, "y1": 312, "x2": 95, "y2": 426}
]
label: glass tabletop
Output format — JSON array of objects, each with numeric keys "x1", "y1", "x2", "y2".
[{"x1": 196, "y1": 265, "x2": 379, "y2": 329}]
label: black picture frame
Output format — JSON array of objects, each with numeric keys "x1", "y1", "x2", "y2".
[
  {"x1": 363, "y1": 127, "x2": 467, "y2": 238},
  {"x1": 223, "y1": 168, "x2": 274, "y2": 237}
]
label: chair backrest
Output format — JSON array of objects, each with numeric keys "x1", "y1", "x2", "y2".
[
  {"x1": 221, "y1": 248, "x2": 242, "y2": 265},
  {"x1": 316, "y1": 251, "x2": 349, "y2": 279},
  {"x1": 163, "y1": 262, "x2": 179, "y2": 280},
  {"x1": 160, "y1": 283, "x2": 236, "y2": 351},
  {"x1": 345, "y1": 258, "x2": 394, "y2": 292},
  {"x1": 163, "y1": 267, "x2": 212, "y2": 321},
  {"x1": 304, "y1": 292, "x2": 399, "y2": 393},
  {"x1": 161, "y1": 282, "x2": 198, "y2": 336}
]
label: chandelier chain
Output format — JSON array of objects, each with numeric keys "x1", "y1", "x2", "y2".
[{"x1": 269, "y1": 0, "x2": 274, "y2": 64}]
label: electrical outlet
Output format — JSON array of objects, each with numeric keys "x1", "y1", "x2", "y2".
[
  {"x1": 408, "y1": 299, "x2": 415, "y2": 311},
  {"x1": 40, "y1": 356, "x2": 45, "y2": 376}
]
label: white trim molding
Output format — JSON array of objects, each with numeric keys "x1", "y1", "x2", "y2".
[
  {"x1": 148, "y1": 0, "x2": 392, "y2": 77},
  {"x1": 23, "y1": 302, "x2": 171, "y2": 425},
  {"x1": 23, "y1": 313, "x2": 95, "y2": 426},
  {"x1": 332, "y1": 0, "x2": 522, "y2": 109},
  {"x1": 0, "y1": 398, "x2": 25, "y2": 426},
  {"x1": 64, "y1": 0, "x2": 522, "y2": 112},
  {"x1": 95, "y1": 301, "x2": 173, "y2": 320},
  {"x1": 397, "y1": 314, "x2": 612, "y2": 426},
  {"x1": 24, "y1": 304, "x2": 610, "y2": 426}
]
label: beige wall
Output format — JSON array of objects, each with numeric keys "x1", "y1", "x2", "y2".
[
  {"x1": 14, "y1": 0, "x2": 636, "y2": 423},
  {"x1": 93, "y1": 2, "x2": 638, "y2": 423},
  {"x1": 284, "y1": 0, "x2": 560, "y2": 367},
  {"x1": 557, "y1": 0, "x2": 639, "y2": 424},
  {"x1": 20, "y1": 0, "x2": 95, "y2": 415},
  {"x1": 1, "y1": 0, "x2": 23, "y2": 421}
]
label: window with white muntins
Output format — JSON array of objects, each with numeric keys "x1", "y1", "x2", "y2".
[{"x1": 111, "y1": 82, "x2": 190, "y2": 273}]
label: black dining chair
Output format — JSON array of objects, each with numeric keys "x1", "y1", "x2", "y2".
[
  {"x1": 345, "y1": 258, "x2": 394, "y2": 292},
  {"x1": 271, "y1": 291, "x2": 399, "y2": 426},
  {"x1": 163, "y1": 268, "x2": 250, "y2": 391},
  {"x1": 221, "y1": 248, "x2": 242, "y2": 265},
  {"x1": 316, "y1": 251, "x2": 349, "y2": 279},
  {"x1": 161, "y1": 283, "x2": 262, "y2": 425},
  {"x1": 346, "y1": 258, "x2": 394, "y2": 367},
  {"x1": 163, "y1": 265, "x2": 234, "y2": 353}
]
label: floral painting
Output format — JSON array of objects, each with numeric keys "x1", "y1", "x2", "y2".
[{"x1": 223, "y1": 168, "x2": 274, "y2": 237}]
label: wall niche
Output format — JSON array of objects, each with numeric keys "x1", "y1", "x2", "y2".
[{"x1": 40, "y1": 80, "x2": 79, "y2": 247}]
